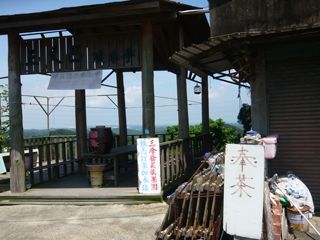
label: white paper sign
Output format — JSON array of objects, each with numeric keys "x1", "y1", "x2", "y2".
[
  {"x1": 223, "y1": 144, "x2": 265, "y2": 239},
  {"x1": 137, "y1": 138, "x2": 161, "y2": 194},
  {"x1": 0, "y1": 153, "x2": 6, "y2": 174},
  {"x1": 48, "y1": 70, "x2": 102, "y2": 90}
]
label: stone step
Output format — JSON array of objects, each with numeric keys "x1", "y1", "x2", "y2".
[{"x1": 0, "y1": 195, "x2": 162, "y2": 205}]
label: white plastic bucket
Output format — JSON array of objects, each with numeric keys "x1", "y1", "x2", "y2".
[{"x1": 287, "y1": 207, "x2": 310, "y2": 232}]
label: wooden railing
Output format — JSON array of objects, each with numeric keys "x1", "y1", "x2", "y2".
[
  {"x1": 160, "y1": 139, "x2": 185, "y2": 188},
  {"x1": 24, "y1": 135, "x2": 77, "y2": 147},
  {"x1": 25, "y1": 133, "x2": 177, "y2": 148},
  {"x1": 24, "y1": 139, "x2": 78, "y2": 186},
  {"x1": 160, "y1": 134, "x2": 211, "y2": 191},
  {"x1": 23, "y1": 133, "x2": 211, "y2": 190}
]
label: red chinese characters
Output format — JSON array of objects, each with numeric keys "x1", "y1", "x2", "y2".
[{"x1": 149, "y1": 140, "x2": 158, "y2": 191}]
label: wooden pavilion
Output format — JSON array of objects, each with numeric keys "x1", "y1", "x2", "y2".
[{"x1": 0, "y1": 0, "x2": 209, "y2": 193}]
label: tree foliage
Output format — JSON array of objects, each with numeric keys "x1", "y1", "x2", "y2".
[
  {"x1": 50, "y1": 129, "x2": 75, "y2": 136},
  {"x1": 237, "y1": 103, "x2": 251, "y2": 134},
  {"x1": 208, "y1": 119, "x2": 241, "y2": 151},
  {"x1": 165, "y1": 125, "x2": 179, "y2": 136},
  {"x1": 166, "y1": 118, "x2": 241, "y2": 152}
]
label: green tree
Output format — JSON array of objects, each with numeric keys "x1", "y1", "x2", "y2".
[
  {"x1": 165, "y1": 125, "x2": 179, "y2": 136},
  {"x1": 0, "y1": 84, "x2": 9, "y2": 151},
  {"x1": 165, "y1": 118, "x2": 241, "y2": 152},
  {"x1": 50, "y1": 129, "x2": 75, "y2": 136},
  {"x1": 237, "y1": 103, "x2": 251, "y2": 134},
  {"x1": 208, "y1": 119, "x2": 241, "y2": 151}
]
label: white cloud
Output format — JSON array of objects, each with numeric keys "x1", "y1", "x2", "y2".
[
  {"x1": 208, "y1": 84, "x2": 226, "y2": 100},
  {"x1": 87, "y1": 97, "x2": 106, "y2": 108},
  {"x1": 125, "y1": 85, "x2": 142, "y2": 105}
]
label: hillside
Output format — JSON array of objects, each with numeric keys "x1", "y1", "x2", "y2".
[{"x1": 23, "y1": 126, "x2": 168, "y2": 138}]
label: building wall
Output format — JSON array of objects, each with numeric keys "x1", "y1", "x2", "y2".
[
  {"x1": 209, "y1": 0, "x2": 320, "y2": 36},
  {"x1": 263, "y1": 39, "x2": 320, "y2": 213}
]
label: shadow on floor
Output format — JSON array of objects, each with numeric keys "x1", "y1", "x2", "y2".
[{"x1": 34, "y1": 168, "x2": 138, "y2": 189}]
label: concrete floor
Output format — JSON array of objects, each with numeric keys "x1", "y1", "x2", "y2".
[
  {"x1": 0, "y1": 172, "x2": 161, "y2": 204},
  {"x1": 0, "y1": 203, "x2": 167, "y2": 240},
  {"x1": 290, "y1": 216, "x2": 320, "y2": 240}
]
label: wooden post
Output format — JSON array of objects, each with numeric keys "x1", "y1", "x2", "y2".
[
  {"x1": 8, "y1": 32, "x2": 26, "y2": 192},
  {"x1": 201, "y1": 76, "x2": 210, "y2": 151},
  {"x1": 177, "y1": 22, "x2": 189, "y2": 139},
  {"x1": 141, "y1": 19, "x2": 155, "y2": 137},
  {"x1": 251, "y1": 49, "x2": 268, "y2": 135},
  {"x1": 116, "y1": 71, "x2": 128, "y2": 146},
  {"x1": 202, "y1": 76, "x2": 209, "y2": 135},
  {"x1": 75, "y1": 89, "x2": 88, "y2": 170}
]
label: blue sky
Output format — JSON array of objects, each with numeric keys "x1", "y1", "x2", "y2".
[{"x1": 0, "y1": 0, "x2": 250, "y2": 130}]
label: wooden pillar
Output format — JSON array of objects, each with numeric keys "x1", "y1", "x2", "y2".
[
  {"x1": 8, "y1": 32, "x2": 25, "y2": 192},
  {"x1": 116, "y1": 71, "x2": 128, "y2": 146},
  {"x1": 251, "y1": 49, "x2": 268, "y2": 135},
  {"x1": 201, "y1": 76, "x2": 210, "y2": 135},
  {"x1": 75, "y1": 90, "x2": 88, "y2": 164},
  {"x1": 142, "y1": 19, "x2": 155, "y2": 137},
  {"x1": 177, "y1": 22, "x2": 189, "y2": 139},
  {"x1": 251, "y1": 49, "x2": 269, "y2": 175}
]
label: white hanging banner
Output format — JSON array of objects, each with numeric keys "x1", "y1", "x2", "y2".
[
  {"x1": 48, "y1": 70, "x2": 102, "y2": 90},
  {"x1": 137, "y1": 138, "x2": 161, "y2": 194},
  {"x1": 223, "y1": 144, "x2": 265, "y2": 239}
]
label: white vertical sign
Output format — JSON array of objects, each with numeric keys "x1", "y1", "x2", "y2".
[
  {"x1": 223, "y1": 144, "x2": 265, "y2": 239},
  {"x1": 137, "y1": 138, "x2": 161, "y2": 194}
]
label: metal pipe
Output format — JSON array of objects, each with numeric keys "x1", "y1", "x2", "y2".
[
  {"x1": 178, "y1": 8, "x2": 209, "y2": 15},
  {"x1": 47, "y1": 97, "x2": 50, "y2": 136}
]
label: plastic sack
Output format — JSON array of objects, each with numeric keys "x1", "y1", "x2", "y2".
[{"x1": 277, "y1": 174, "x2": 314, "y2": 214}]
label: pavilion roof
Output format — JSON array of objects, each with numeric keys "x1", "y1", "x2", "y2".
[
  {"x1": 0, "y1": 0, "x2": 205, "y2": 34},
  {"x1": 0, "y1": 0, "x2": 209, "y2": 73}
]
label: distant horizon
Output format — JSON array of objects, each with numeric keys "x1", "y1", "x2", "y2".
[
  {"x1": 23, "y1": 122, "x2": 243, "y2": 138},
  {"x1": 24, "y1": 121, "x2": 243, "y2": 130}
]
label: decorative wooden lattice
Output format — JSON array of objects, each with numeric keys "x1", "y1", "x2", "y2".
[{"x1": 19, "y1": 32, "x2": 141, "y2": 74}]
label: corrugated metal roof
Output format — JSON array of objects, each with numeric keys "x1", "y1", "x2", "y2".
[{"x1": 170, "y1": 24, "x2": 320, "y2": 77}]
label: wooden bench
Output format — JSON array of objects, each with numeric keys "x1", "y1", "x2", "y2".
[{"x1": 83, "y1": 144, "x2": 137, "y2": 186}]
